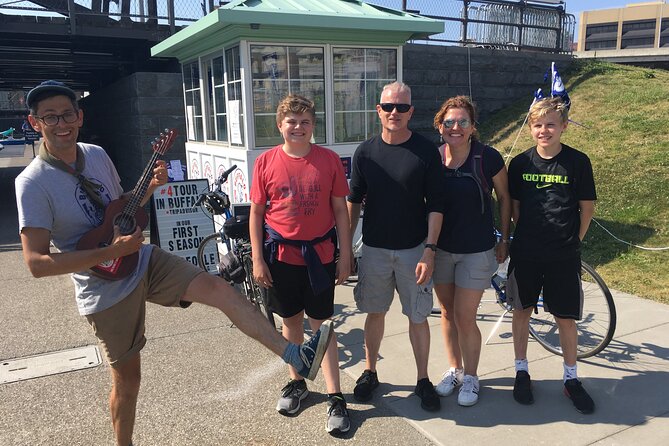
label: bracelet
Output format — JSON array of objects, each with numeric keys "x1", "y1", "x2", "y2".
[{"x1": 424, "y1": 243, "x2": 438, "y2": 252}]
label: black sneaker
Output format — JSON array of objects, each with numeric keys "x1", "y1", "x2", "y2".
[
  {"x1": 353, "y1": 369, "x2": 379, "y2": 402},
  {"x1": 415, "y1": 378, "x2": 441, "y2": 412},
  {"x1": 326, "y1": 395, "x2": 350, "y2": 435},
  {"x1": 513, "y1": 370, "x2": 534, "y2": 405},
  {"x1": 564, "y1": 378, "x2": 595, "y2": 414},
  {"x1": 296, "y1": 320, "x2": 334, "y2": 381},
  {"x1": 276, "y1": 379, "x2": 309, "y2": 416}
]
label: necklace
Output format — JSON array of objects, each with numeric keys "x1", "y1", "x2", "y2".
[{"x1": 446, "y1": 145, "x2": 470, "y2": 170}]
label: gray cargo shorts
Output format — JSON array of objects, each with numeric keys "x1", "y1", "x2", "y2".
[{"x1": 354, "y1": 243, "x2": 433, "y2": 323}]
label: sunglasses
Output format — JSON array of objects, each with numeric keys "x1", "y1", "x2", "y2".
[
  {"x1": 442, "y1": 119, "x2": 472, "y2": 129},
  {"x1": 379, "y1": 103, "x2": 412, "y2": 113}
]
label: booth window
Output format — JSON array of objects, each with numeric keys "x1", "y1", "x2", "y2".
[
  {"x1": 250, "y1": 45, "x2": 325, "y2": 148},
  {"x1": 205, "y1": 56, "x2": 228, "y2": 142},
  {"x1": 333, "y1": 48, "x2": 397, "y2": 143},
  {"x1": 226, "y1": 46, "x2": 245, "y2": 146},
  {"x1": 183, "y1": 61, "x2": 204, "y2": 142}
]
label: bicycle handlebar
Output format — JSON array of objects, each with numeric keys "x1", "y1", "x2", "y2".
[{"x1": 217, "y1": 164, "x2": 238, "y2": 185}]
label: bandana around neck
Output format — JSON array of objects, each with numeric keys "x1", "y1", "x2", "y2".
[{"x1": 38, "y1": 143, "x2": 106, "y2": 210}]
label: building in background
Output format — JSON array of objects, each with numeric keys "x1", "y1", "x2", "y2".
[{"x1": 578, "y1": 1, "x2": 669, "y2": 51}]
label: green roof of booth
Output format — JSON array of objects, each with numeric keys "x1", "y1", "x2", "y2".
[{"x1": 151, "y1": 0, "x2": 444, "y2": 61}]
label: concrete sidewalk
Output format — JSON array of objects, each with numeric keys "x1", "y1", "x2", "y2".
[
  {"x1": 334, "y1": 281, "x2": 669, "y2": 445},
  {"x1": 1, "y1": 163, "x2": 668, "y2": 444}
]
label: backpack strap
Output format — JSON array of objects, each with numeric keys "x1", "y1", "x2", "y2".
[
  {"x1": 469, "y1": 142, "x2": 491, "y2": 197},
  {"x1": 442, "y1": 142, "x2": 492, "y2": 215}
]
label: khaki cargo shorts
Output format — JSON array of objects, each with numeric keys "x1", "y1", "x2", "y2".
[{"x1": 85, "y1": 247, "x2": 204, "y2": 366}]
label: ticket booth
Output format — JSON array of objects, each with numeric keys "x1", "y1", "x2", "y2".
[{"x1": 151, "y1": 0, "x2": 442, "y2": 203}]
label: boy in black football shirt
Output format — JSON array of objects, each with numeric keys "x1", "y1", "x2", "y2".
[{"x1": 507, "y1": 97, "x2": 597, "y2": 414}]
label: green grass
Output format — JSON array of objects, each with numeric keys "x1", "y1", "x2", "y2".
[{"x1": 480, "y1": 59, "x2": 669, "y2": 304}]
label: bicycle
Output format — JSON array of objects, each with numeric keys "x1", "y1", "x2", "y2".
[
  {"x1": 352, "y1": 233, "x2": 616, "y2": 359},
  {"x1": 194, "y1": 165, "x2": 276, "y2": 329}
]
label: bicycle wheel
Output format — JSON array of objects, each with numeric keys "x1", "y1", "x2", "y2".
[
  {"x1": 242, "y1": 254, "x2": 276, "y2": 329},
  {"x1": 197, "y1": 233, "x2": 225, "y2": 274},
  {"x1": 528, "y1": 261, "x2": 616, "y2": 359}
]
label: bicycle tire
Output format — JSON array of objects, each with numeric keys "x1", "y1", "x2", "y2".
[
  {"x1": 528, "y1": 261, "x2": 616, "y2": 359},
  {"x1": 242, "y1": 254, "x2": 276, "y2": 329},
  {"x1": 197, "y1": 233, "x2": 224, "y2": 274}
]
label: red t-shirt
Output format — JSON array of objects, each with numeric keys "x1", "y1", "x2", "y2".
[{"x1": 250, "y1": 144, "x2": 349, "y2": 265}]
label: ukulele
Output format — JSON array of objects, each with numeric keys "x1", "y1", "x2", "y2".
[{"x1": 76, "y1": 129, "x2": 177, "y2": 280}]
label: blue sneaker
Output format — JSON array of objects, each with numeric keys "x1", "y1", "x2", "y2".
[{"x1": 297, "y1": 320, "x2": 334, "y2": 380}]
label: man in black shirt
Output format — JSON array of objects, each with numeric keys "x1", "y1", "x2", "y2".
[
  {"x1": 507, "y1": 97, "x2": 597, "y2": 414},
  {"x1": 347, "y1": 81, "x2": 444, "y2": 411}
]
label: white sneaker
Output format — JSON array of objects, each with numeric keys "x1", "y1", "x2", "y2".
[
  {"x1": 458, "y1": 375, "x2": 480, "y2": 407},
  {"x1": 435, "y1": 367, "x2": 464, "y2": 397}
]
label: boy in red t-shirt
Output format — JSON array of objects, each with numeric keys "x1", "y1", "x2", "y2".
[{"x1": 249, "y1": 95, "x2": 352, "y2": 435}]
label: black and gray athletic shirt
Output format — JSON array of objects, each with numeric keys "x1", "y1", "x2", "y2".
[
  {"x1": 508, "y1": 144, "x2": 597, "y2": 261},
  {"x1": 348, "y1": 132, "x2": 445, "y2": 250}
]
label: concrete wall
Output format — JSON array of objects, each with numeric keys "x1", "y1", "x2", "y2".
[
  {"x1": 79, "y1": 72, "x2": 186, "y2": 191},
  {"x1": 403, "y1": 44, "x2": 573, "y2": 139}
]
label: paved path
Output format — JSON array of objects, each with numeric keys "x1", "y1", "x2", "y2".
[{"x1": 1, "y1": 163, "x2": 668, "y2": 445}]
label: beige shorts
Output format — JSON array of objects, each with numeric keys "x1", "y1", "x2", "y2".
[
  {"x1": 85, "y1": 247, "x2": 204, "y2": 367},
  {"x1": 433, "y1": 248, "x2": 498, "y2": 290}
]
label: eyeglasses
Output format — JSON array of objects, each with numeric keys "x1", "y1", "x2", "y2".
[
  {"x1": 379, "y1": 103, "x2": 412, "y2": 113},
  {"x1": 34, "y1": 111, "x2": 79, "y2": 126},
  {"x1": 442, "y1": 119, "x2": 472, "y2": 129}
]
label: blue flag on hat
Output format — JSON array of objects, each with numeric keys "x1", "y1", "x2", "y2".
[{"x1": 550, "y1": 62, "x2": 571, "y2": 110}]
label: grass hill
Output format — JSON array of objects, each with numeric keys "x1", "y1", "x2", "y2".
[{"x1": 479, "y1": 59, "x2": 669, "y2": 304}]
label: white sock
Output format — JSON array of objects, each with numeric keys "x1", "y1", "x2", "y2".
[
  {"x1": 515, "y1": 359, "x2": 529, "y2": 373},
  {"x1": 563, "y1": 363, "x2": 578, "y2": 382}
]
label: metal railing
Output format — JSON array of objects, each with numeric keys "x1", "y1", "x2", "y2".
[
  {"x1": 367, "y1": 0, "x2": 575, "y2": 53},
  {"x1": 0, "y1": 0, "x2": 212, "y2": 32}
]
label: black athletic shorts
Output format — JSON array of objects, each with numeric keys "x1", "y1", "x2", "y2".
[
  {"x1": 506, "y1": 256, "x2": 583, "y2": 320},
  {"x1": 265, "y1": 260, "x2": 336, "y2": 320}
]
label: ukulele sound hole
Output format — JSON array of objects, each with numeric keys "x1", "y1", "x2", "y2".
[{"x1": 113, "y1": 214, "x2": 137, "y2": 235}]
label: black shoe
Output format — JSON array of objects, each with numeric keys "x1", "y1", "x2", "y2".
[
  {"x1": 564, "y1": 378, "x2": 595, "y2": 414},
  {"x1": 326, "y1": 395, "x2": 351, "y2": 435},
  {"x1": 353, "y1": 369, "x2": 379, "y2": 402},
  {"x1": 513, "y1": 370, "x2": 534, "y2": 405},
  {"x1": 415, "y1": 378, "x2": 441, "y2": 412}
]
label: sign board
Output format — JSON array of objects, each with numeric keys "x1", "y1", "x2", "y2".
[
  {"x1": 152, "y1": 179, "x2": 216, "y2": 269},
  {"x1": 24, "y1": 129, "x2": 40, "y2": 143}
]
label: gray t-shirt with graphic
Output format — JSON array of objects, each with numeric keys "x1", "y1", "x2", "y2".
[{"x1": 15, "y1": 143, "x2": 152, "y2": 315}]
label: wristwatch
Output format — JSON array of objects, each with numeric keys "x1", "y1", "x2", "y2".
[{"x1": 424, "y1": 243, "x2": 438, "y2": 252}]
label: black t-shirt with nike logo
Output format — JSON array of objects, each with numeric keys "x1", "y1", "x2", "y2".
[{"x1": 508, "y1": 144, "x2": 597, "y2": 261}]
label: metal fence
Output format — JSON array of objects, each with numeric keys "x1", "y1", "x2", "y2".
[
  {"x1": 0, "y1": 0, "x2": 210, "y2": 27},
  {"x1": 367, "y1": 0, "x2": 575, "y2": 53},
  {"x1": 1, "y1": 0, "x2": 575, "y2": 52}
]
